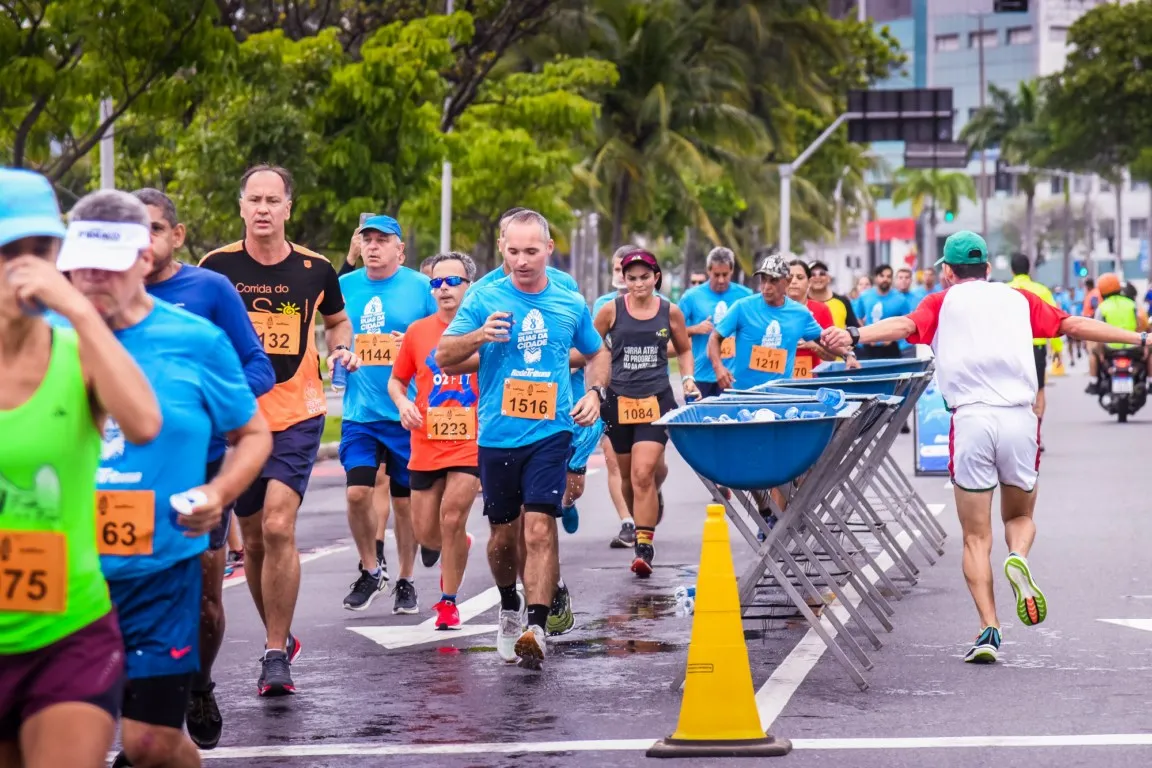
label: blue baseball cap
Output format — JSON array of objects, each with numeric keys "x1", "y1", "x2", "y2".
[
  {"x1": 360, "y1": 214, "x2": 402, "y2": 239},
  {"x1": 0, "y1": 168, "x2": 66, "y2": 248}
]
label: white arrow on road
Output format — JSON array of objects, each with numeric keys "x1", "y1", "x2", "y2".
[
  {"x1": 350, "y1": 586, "x2": 502, "y2": 649},
  {"x1": 1099, "y1": 619, "x2": 1152, "y2": 633}
]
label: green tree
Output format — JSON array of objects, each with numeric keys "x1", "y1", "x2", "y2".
[{"x1": 891, "y1": 169, "x2": 977, "y2": 267}]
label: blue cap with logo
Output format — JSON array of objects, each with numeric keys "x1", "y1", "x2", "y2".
[
  {"x1": 0, "y1": 168, "x2": 67, "y2": 248},
  {"x1": 360, "y1": 214, "x2": 402, "y2": 239}
]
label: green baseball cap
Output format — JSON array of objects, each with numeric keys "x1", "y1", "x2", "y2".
[{"x1": 936, "y1": 230, "x2": 989, "y2": 267}]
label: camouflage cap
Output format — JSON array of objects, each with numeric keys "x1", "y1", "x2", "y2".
[{"x1": 754, "y1": 252, "x2": 790, "y2": 279}]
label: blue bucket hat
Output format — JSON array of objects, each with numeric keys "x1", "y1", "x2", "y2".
[{"x1": 0, "y1": 168, "x2": 67, "y2": 248}]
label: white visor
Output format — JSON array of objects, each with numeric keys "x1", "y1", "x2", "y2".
[{"x1": 57, "y1": 221, "x2": 150, "y2": 273}]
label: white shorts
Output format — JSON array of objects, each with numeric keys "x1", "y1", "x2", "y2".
[{"x1": 948, "y1": 404, "x2": 1040, "y2": 492}]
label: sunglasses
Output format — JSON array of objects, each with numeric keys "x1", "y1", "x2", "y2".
[{"x1": 430, "y1": 276, "x2": 469, "y2": 289}]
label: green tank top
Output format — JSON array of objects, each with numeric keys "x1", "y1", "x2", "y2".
[
  {"x1": 1099, "y1": 294, "x2": 1138, "y2": 350},
  {"x1": 0, "y1": 327, "x2": 110, "y2": 654}
]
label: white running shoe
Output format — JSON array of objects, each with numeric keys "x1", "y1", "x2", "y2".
[
  {"x1": 496, "y1": 593, "x2": 525, "y2": 663},
  {"x1": 514, "y1": 624, "x2": 547, "y2": 671}
]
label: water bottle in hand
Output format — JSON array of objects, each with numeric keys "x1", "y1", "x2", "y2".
[
  {"x1": 815, "y1": 387, "x2": 846, "y2": 410},
  {"x1": 331, "y1": 358, "x2": 348, "y2": 393}
]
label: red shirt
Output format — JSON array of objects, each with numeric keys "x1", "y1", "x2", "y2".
[
  {"x1": 391, "y1": 315, "x2": 480, "y2": 471},
  {"x1": 794, "y1": 299, "x2": 834, "y2": 376}
]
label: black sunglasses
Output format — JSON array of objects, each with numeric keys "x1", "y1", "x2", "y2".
[{"x1": 430, "y1": 276, "x2": 470, "y2": 289}]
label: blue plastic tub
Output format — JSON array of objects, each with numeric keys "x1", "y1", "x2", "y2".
[
  {"x1": 814, "y1": 358, "x2": 931, "y2": 377},
  {"x1": 655, "y1": 401, "x2": 859, "y2": 489}
]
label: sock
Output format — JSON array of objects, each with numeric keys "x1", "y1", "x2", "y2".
[
  {"x1": 375, "y1": 539, "x2": 385, "y2": 562},
  {"x1": 498, "y1": 583, "x2": 520, "y2": 611},
  {"x1": 441, "y1": 593, "x2": 456, "y2": 604},
  {"x1": 557, "y1": 576, "x2": 566, "y2": 591},
  {"x1": 369, "y1": 566, "x2": 382, "y2": 579},
  {"x1": 636, "y1": 526, "x2": 655, "y2": 546},
  {"x1": 622, "y1": 519, "x2": 635, "y2": 529},
  {"x1": 527, "y1": 603, "x2": 549, "y2": 630}
]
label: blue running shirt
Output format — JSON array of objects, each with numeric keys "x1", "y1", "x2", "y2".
[
  {"x1": 714, "y1": 295, "x2": 823, "y2": 389},
  {"x1": 340, "y1": 267, "x2": 436, "y2": 424},
  {"x1": 678, "y1": 282, "x2": 754, "y2": 383},
  {"x1": 99, "y1": 300, "x2": 257, "y2": 581},
  {"x1": 857, "y1": 287, "x2": 913, "y2": 351},
  {"x1": 446, "y1": 277, "x2": 603, "y2": 449}
]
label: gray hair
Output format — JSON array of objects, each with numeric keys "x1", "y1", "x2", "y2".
[
  {"x1": 70, "y1": 189, "x2": 150, "y2": 228},
  {"x1": 503, "y1": 209, "x2": 551, "y2": 241},
  {"x1": 132, "y1": 188, "x2": 178, "y2": 227},
  {"x1": 612, "y1": 244, "x2": 637, "y2": 262},
  {"x1": 423, "y1": 251, "x2": 477, "y2": 282},
  {"x1": 706, "y1": 247, "x2": 736, "y2": 269}
]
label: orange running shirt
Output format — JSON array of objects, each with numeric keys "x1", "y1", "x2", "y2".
[
  {"x1": 391, "y1": 314, "x2": 479, "y2": 471},
  {"x1": 200, "y1": 242, "x2": 344, "y2": 431}
]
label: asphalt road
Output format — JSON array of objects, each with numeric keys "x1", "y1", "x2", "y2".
[{"x1": 182, "y1": 362, "x2": 1152, "y2": 767}]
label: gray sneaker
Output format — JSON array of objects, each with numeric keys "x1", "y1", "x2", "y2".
[
  {"x1": 343, "y1": 568, "x2": 387, "y2": 612},
  {"x1": 610, "y1": 521, "x2": 636, "y2": 549},
  {"x1": 392, "y1": 578, "x2": 418, "y2": 615}
]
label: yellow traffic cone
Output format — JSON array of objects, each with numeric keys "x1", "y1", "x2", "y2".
[
  {"x1": 1050, "y1": 357, "x2": 1066, "y2": 377},
  {"x1": 647, "y1": 504, "x2": 792, "y2": 758}
]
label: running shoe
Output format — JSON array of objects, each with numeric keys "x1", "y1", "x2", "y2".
[
  {"x1": 420, "y1": 545, "x2": 441, "y2": 568},
  {"x1": 561, "y1": 504, "x2": 580, "y2": 534},
  {"x1": 963, "y1": 626, "x2": 1002, "y2": 664},
  {"x1": 343, "y1": 568, "x2": 387, "y2": 612},
  {"x1": 186, "y1": 682, "x2": 223, "y2": 749},
  {"x1": 257, "y1": 650, "x2": 295, "y2": 696},
  {"x1": 496, "y1": 593, "x2": 526, "y2": 663},
  {"x1": 515, "y1": 624, "x2": 547, "y2": 671},
  {"x1": 546, "y1": 584, "x2": 575, "y2": 636},
  {"x1": 631, "y1": 543, "x2": 654, "y2": 577},
  {"x1": 1004, "y1": 553, "x2": 1047, "y2": 626},
  {"x1": 223, "y1": 561, "x2": 235, "y2": 577},
  {"x1": 392, "y1": 578, "x2": 418, "y2": 615},
  {"x1": 610, "y1": 521, "x2": 636, "y2": 549},
  {"x1": 433, "y1": 599, "x2": 461, "y2": 631},
  {"x1": 287, "y1": 632, "x2": 302, "y2": 664},
  {"x1": 111, "y1": 752, "x2": 131, "y2": 768}
]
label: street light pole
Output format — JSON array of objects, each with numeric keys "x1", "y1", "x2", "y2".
[
  {"x1": 778, "y1": 112, "x2": 850, "y2": 256},
  {"x1": 99, "y1": 98, "x2": 115, "y2": 190},
  {"x1": 976, "y1": 13, "x2": 989, "y2": 239},
  {"x1": 438, "y1": 0, "x2": 454, "y2": 254}
]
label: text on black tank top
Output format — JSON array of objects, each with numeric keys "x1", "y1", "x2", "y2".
[{"x1": 610, "y1": 295, "x2": 671, "y2": 397}]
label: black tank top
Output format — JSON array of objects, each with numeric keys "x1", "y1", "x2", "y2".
[{"x1": 609, "y1": 295, "x2": 671, "y2": 397}]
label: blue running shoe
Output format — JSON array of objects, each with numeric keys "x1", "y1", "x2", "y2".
[
  {"x1": 561, "y1": 504, "x2": 579, "y2": 534},
  {"x1": 963, "y1": 626, "x2": 1001, "y2": 664}
]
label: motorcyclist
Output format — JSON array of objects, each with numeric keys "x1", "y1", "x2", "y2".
[{"x1": 1087, "y1": 273, "x2": 1150, "y2": 394}]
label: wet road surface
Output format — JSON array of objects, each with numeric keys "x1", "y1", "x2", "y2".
[{"x1": 185, "y1": 363, "x2": 1152, "y2": 767}]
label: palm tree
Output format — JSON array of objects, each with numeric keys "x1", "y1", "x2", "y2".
[
  {"x1": 891, "y1": 169, "x2": 977, "y2": 267},
  {"x1": 960, "y1": 81, "x2": 1046, "y2": 259}
]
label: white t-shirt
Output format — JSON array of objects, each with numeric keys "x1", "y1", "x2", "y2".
[{"x1": 907, "y1": 281, "x2": 1067, "y2": 409}]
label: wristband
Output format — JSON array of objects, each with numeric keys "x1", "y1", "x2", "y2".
[
  {"x1": 682, "y1": 375, "x2": 696, "y2": 383},
  {"x1": 333, "y1": 344, "x2": 350, "y2": 352}
]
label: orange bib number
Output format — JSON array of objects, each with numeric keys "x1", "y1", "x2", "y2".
[
  {"x1": 792, "y1": 355, "x2": 814, "y2": 379},
  {"x1": 248, "y1": 313, "x2": 301, "y2": 356},
  {"x1": 0, "y1": 530, "x2": 66, "y2": 614},
  {"x1": 356, "y1": 333, "x2": 397, "y2": 367},
  {"x1": 719, "y1": 337, "x2": 736, "y2": 359},
  {"x1": 618, "y1": 395, "x2": 659, "y2": 424},
  {"x1": 96, "y1": 490, "x2": 155, "y2": 556},
  {"x1": 750, "y1": 346, "x2": 788, "y2": 375},
  {"x1": 427, "y1": 407, "x2": 477, "y2": 441},
  {"x1": 501, "y1": 380, "x2": 557, "y2": 421}
]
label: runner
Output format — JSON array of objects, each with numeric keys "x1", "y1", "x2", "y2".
[
  {"x1": 61, "y1": 191, "x2": 272, "y2": 768},
  {"x1": 390, "y1": 252, "x2": 480, "y2": 630},
  {"x1": 786, "y1": 259, "x2": 855, "y2": 376},
  {"x1": 678, "y1": 247, "x2": 753, "y2": 397},
  {"x1": 594, "y1": 250, "x2": 698, "y2": 577},
  {"x1": 708, "y1": 253, "x2": 835, "y2": 391},
  {"x1": 336, "y1": 215, "x2": 435, "y2": 614},
  {"x1": 806, "y1": 260, "x2": 860, "y2": 330},
  {"x1": 1007, "y1": 253, "x2": 1059, "y2": 443},
  {"x1": 437, "y1": 209, "x2": 607, "y2": 670},
  {"x1": 821, "y1": 231, "x2": 1146, "y2": 664},
  {"x1": 0, "y1": 169, "x2": 160, "y2": 768},
  {"x1": 200, "y1": 164, "x2": 360, "y2": 696},
  {"x1": 470, "y1": 207, "x2": 579, "y2": 293},
  {"x1": 133, "y1": 187, "x2": 275, "y2": 749}
]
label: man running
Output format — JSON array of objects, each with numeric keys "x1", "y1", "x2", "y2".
[
  {"x1": 1007, "y1": 253, "x2": 1059, "y2": 436},
  {"x1": 133, "y1": 187, "x2": 275, "y2": 748},
  {"x1": 806, "y1": 260, "x2": 860, "y2": 330},
  {"x1": 200, "y1": 165, "x2": 359, "y2": 696},
  {"x1": 595, "y1": 250, "x2": 697, "y2": 576},
  {"x1": 390, "y1": 252, "x2": 480, "y2": 630},
  {"x1": 437, "y1": 210, "x2": 607, "y2": 670},
  {"x1": 337, "y1": 215, "x2": 434, "y2": 614},
  {"x1": 0, "y1": 169, "x2": 161, "y2": 768},
  {"x1": 855, "y1": 264, "x2": 911, "y2": 360},
  {"x1": 679, "y1": 247, "x2": 753, "y2": 397},
  {"x1": 822, "y1": 231, "x2": 1146, "y2": 664},
  {"x1": 62, "y1": 191, "x2": 271, "y2": 768}
]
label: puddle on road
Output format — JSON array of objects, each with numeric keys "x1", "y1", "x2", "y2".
[{"x1": 553, "y1": 637, "x2": 682, "y2": 657}]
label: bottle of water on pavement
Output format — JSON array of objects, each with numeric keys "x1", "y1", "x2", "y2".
[
  {"x1": 331, "y1": 358, "x2": 348, "y2": 393},
  {"x1": 674, "y1": 585, "x2": 697, "y2": 602},
  {"x1": 674, "y1": 586, "x2": 696, "y2": 617},
  {"x1": 815, "y1": 387, "x2": 846, "y2": 410}
]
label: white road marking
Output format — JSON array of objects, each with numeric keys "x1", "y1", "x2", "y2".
[
  {"x1": 1099, "y1": 618, "x2": 1152, "y2": 633},
  {"x1": 122, "y1": 731, "x2": 1152, "y2": 761},
  {"x1": 350, "y1": 586, "x2": 503, "y2": 649},
  {"x1": 755, "y1": 502, "x2": 947, "y2": 729},
  {"x1": 223, "y1": 544, "x2": 349, "y2": 590}
]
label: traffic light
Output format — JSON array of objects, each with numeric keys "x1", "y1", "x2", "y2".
[{"x1": 943, "y1": 210, "x2": 956, "y2": 223}]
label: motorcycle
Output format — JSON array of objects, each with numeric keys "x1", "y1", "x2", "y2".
[{"x1": 1097, "y1": 347, "x2": 1147, "y2": 422}]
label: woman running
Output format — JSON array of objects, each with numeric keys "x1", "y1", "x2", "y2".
[{"x1": 594, "y1": 250, "x2": 698, "y2": 577}]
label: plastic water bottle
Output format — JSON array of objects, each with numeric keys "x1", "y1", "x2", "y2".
[
  {"x1": 717, "y1": 414, "x2": 735, "y2": 423},
  {"x1": 753, "y1": 408, "x2": 776, "y2": 422},
  {"x1": 783, "y1": 406, "x2": 800, "y2": 420},
  {"x1": 701, "y1": 416, "x2": 717, "y2": 424},
  {"x1": 674, "y1": 585, "x2": 697, "y2": 602},
  {"x1": 815, "y1": 387, "x2": 846, "y2": 410},
  {"x1": 801, "y1": 410, "x2": 823, "y2": 419},
  {"x1": 331, "y1": 358, "x2": 348, "y2": 393},
  {"x1": 675, "y1": 589, "x2": 696, "y2": 617},
  {"x1": 737, "y1": 408, "x2": 755, "y2": 422},
  {"x1": 169, "y1": 489, "x2": 208, "y2": 529}
]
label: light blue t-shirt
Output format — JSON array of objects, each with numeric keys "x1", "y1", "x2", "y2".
[
  {"x1": 446, "y1": 277, "x2": 603, "y2": 449},
  {"x1": 340, "y1": 267, "x2": 436, "y2": 424},
  {"x1": 857, "y1": 287, "x2": 912, "y2": 350},
  {"x1": 471, "y1": 264, "x2": 579, "y2": 294},
  {"x1": 678, "y1": 282, "x2": 754, "y2": 383},
  {"x1": 99, "y1": 300, "x2": 256, "y2": 581},
  {"x1": 593, "y1": 290, "x2": 624, "y2": 317},
  {"x1": 713, "y1": 295, "x2": 823, "y2": 389}
]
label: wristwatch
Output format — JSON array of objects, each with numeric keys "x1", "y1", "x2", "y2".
[
  {"x1": 591, "y1": 386, "x2": 608, "y2": 402},
  {"x1": 333, "y1": 344, "x2": 350, "y2": 352},
  {"x1": 1141, "y1": 332, "x2": 1147, "y2": 348},
  {"x1": 846, "y1": 326, "x2": 861, "y2": 345}
]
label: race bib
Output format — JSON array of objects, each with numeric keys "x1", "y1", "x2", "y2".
[
  {"x1": 427, "y1": 406, "x2": 476, "y2": 441},
  {"x1": 356, "y1": 333, "x2": 397, "y2": 367},
  {"x1": 750, "y1": 346, "x2": 788, "y2": 375},
  {"x1": 720, "y1": 337, "x2": 736, "y2": 359},
  {"x1": 792, "y1": 355, "x2": 814, "y2": 379},
  {"x1": 248, "y1": 312, "x2": 300, "y2": 356},
  {"x1": 0, "y1": 530, "x2": 66, "y2": 614},
  {"x1": 618, "y1": 395, "x2": 659, "y2": 425},
  {"x1": 96, "y1": 490, "x2": 155, "y2": 556},
  {"x1": 501, "y1": 379, "x2": 557, "y2": 421}
]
